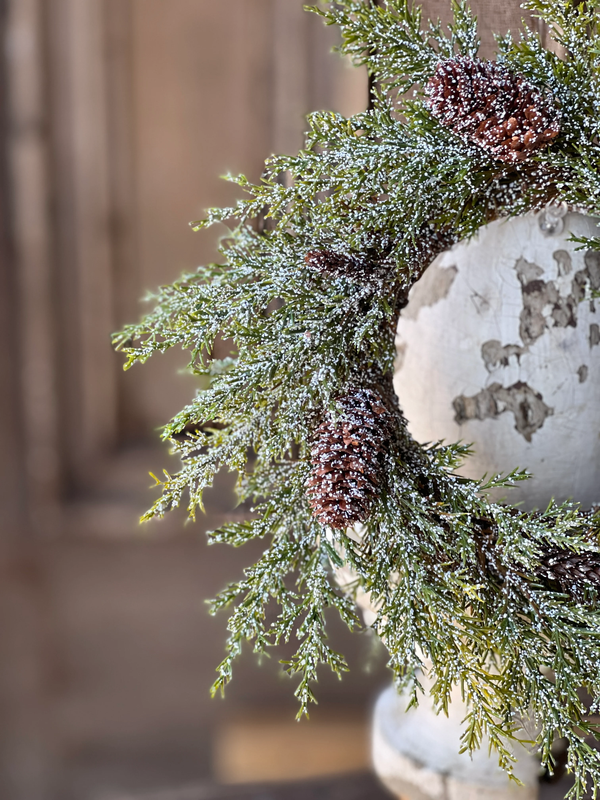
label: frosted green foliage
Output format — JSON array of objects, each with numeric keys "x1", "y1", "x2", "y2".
[
  {"x1": 114, "y1": 2, "x2": 600, "y2": 797},
  {"x1": 313, "y1": 0, "x2": 480, "y2": 89}
]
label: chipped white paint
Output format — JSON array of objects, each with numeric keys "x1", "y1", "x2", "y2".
[{"x1": 394, "y1": 211, "x2": 600, "y2": 510}]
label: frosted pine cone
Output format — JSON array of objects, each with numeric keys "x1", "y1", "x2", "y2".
[
  {"x1": 306, "y1": 389, "x2": 391, "y2": 529},
  {"x1": 305, "y1": 229, "x2": 455, "y2": 288},
  {"x1": 305, "y1": 249, "x2": 388, "y2": 285},
  {"x1": 537, "y1": 549, "x2": 600, "y2": 600},
  {"x1": 426, "y1": 56, "x2": 560, "y2": 164},
  {"x1": 305, "y1": 249, "x2": 355, "y2": 277}
]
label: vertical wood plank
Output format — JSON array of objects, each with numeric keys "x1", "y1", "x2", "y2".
[
  {"x1": 0, "y1": 0, "x2": 25, "y2": 536},
  {"x1": 231, "y1": 0, "x2": 274, "y2": 167},
  {"x1": 272, "y1": 0, "x2": 368, "y2": 154},
  {"x1": 103, "y1": 0, "x2": 145, "y2": 442},
  {"x1": 46, "y1": 0, "x2": 117, "y2": 483},
  {"x1": 6, "y1": 0, "x2": 60, "y2": 528},
  {"x1": 66, "y1": 0, "x2": 116, "y2": 469},
  {"x1": 0, "y1": 8, "x2": 57, "y2": 798},
  {"x1": 272, "y1": 0, "x2": 312, "y2": 155},
  {"x1": 308, "y1": 9, "x2": 369, "y2": 120},
  {"x1": 0, "y1": 555, "x2": 56, "y2": 800}
]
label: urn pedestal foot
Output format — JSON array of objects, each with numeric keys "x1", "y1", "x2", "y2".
[{"x1": 372, "y1": 686, "x2": 540, "y2": 800}]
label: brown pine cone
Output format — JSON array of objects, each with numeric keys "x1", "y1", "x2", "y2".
[
  {"x1": 306, "y1": 228, "x2": 455, "y2": 287},
  {"x1": 426, "y1": 56, "x2": 560, "y2": 164},
  {"x1": 305, "y1": 249, "x2": 353, "y2": 276},
  {"x1": 306, "y1": 388, "x2": 392, "y2": 529},
  {"x1": 537, "y1": 549, "x2": 600, "y2": 600},
  {"x1": 305, "y1": 249, "x2": 387, "y2": 285}
]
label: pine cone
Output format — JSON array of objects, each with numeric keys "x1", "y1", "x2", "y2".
[
  {"x1": 306, "y1": 388, "x2": 392, "y2": 528},
  {"x1": 537, "y1": 549, "x2": 600, "y2": 600},
  {"x1": 305, "y1": 249, "x2": 386, "y2": 284},
  {"x1": 306, "y1": 228, "x2": 455, "y2": 288},
  {"x1": 426, "y1": 56, "x2": 560, "y2": 164}
]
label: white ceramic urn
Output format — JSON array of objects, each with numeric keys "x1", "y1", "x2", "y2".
[
  {"x1": 368, "y1": 210, "x2": 600, "y2": 800},
  {"x1": 394, "y1": 209, "x2": 600, "y2": 510}
]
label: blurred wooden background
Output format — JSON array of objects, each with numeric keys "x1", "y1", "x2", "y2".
[{"x1": 0, "y1": 2, "x2": 552, "y2": 799}]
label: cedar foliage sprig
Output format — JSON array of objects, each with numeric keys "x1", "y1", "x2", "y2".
[{"x1": 114, "y1": 2, "x2": 600, "y2": 797}]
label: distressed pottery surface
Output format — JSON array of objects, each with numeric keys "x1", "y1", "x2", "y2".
[
  {"x1": 372, "y1": 687, "x2": 539, "y2": 800},
  {"x1": 394, "y1": 212, "x2": 600, "y2": 510}
]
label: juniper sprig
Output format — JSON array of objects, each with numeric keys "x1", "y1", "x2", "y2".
[{"x1": 114, "y1": 2, "x2": 600, "y2": 797}]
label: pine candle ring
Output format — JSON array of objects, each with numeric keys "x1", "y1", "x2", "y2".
[{"x1": 114, "y1": 2, "x2": 600, "y2": 795}]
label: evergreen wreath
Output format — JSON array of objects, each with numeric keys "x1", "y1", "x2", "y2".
[{"x1": 114, "y1": 1, "x2": 600, "y2": 796}]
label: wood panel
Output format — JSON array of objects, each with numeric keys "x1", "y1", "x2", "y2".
[
  {"x1": 6, "y1": 0, "x2": 60, "y2": 529},
  {"x1": 4, "y1": 0, "x2": 367, "y2": 515},
  {"x1": 45, "y1": 0, "x2": 117, "y2": 488},
  {"x1": 0, "y1": 4, "x2": 371, "y2": 797},
  {"x1": 0, "y1": 0, "x2": 25, "y2": 537},
  {"x1": 0, "y1": 2, "x2": 547, "y2": 799},
  {"x1": 0, "y1": 2, "x2": 56, "y2": 798}
]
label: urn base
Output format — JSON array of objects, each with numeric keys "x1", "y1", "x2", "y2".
[{"x1": 372, "y1": 687, "x2": 540, "y2": 800}]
